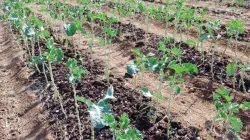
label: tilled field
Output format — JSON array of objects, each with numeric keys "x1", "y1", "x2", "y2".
[{"x1": 1, "y1": 0, "x2": 250, "y2": 140}]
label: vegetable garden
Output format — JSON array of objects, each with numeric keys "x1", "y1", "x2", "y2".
[{"x1": 0, "y1": 0, "x2": 250, "y2": 139}]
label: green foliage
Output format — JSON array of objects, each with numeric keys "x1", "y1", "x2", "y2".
[
  {"x1": 66, "y1": 58, "x2": 88, "y2": 84},
  {"x1": 22, "y1": 24, "x2": 35, "y2": 39},
  {"x1": 226, "y1": 20, "x2": 244, "y2": 37},
  {"x1": 141, "y1": 87, "x2": 152, "y2": 98},
  {"x1": 44, "y1": 46, "x2": 64, "y2": 63},
  {"x1": 127, "y1": 64, "x2": 140, "y2": 76},
  {"x1": 30, "y1": 39, "x2": 64, "y2": 64},
  {"x1": 213, "y1": 88, "x2": 250, "y2": 138},
  {"x1": 168, "y1": 63, "x2": 198, "y2": 75},
  {"x1": 226, "y1": 63, "x2": 237, "y2": 77},
  {"x1": 199, "y1": 33, "x2": 210, "y2": 43},
  {"x1": 77, "y1": 86, "x2": 116, "y2": 128},
  {"x1": 105, "y1": 113, "x2": 143, "y2": 140},
  {"x1": 29, "y1": 56, "x2": 45, "y2": 65},
  {"x1": 64, "y1": 22, "x2": 77, "y2": 36},
  {"x1": 186, "y1": 39, "x2": 196, "y2": 46}
]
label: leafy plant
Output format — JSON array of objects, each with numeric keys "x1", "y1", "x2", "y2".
[
  {"x1": 225, "y1": 20, "x2": 244, "y2": 90},
  {"x1": 77, "y1": 86, "x2": 116, "y2": 140},
  {"x1": 207, "y1": 88, "x2": 250, "y2": 139},
  {"x1": 105, "y1": 113, "x2": 143, "y2": 140},
  {"x1": 30, "y1": 39, "x2": 67, "y2": 117},
  {"x1": 66, "y1": 58, "x2": 88, "y2": 138}
]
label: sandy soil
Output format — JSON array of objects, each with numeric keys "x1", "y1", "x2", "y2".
[{"x1": 0, "y1": 21, "x2": 53, "y2": 140}]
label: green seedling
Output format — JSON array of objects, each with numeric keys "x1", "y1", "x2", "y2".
[
  {"x1": 102, "y1": 16, "x2": 118, "y2": 84},
  {"x1": 76, "y1": 86, "x2": 116, "y2": 140},
  {"x1": 205, "y1": 20, "x2": 222, "y2": 80},
  {"x1": 224, "y1": 20, "x2": 244, "y2": 90},
  {"x1": 30, "y1": 39, "x2": 67, "y2": 117},
  {"x1": 207, "y1": 88, "x2": 250, "y2": 140},
  {"x1": 226, "y1": 63, "x2": 250, "y2": 94},
  {"x1": 127, "y1": 48, "x2": 155, "y2": 89},
  {"x1": 66, "y1": 58, "x2": 88, "y2": 138},
  {"x1": 105, "y1": 113, "x2": 143, "y2": 140}
]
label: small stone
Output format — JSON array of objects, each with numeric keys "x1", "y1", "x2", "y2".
[
  {"x1": 68, "y1": 114, "x2": 75, "y2": 119},
  {"x1": 177, "y1": 129, "x2": 187, "y2": 136}
]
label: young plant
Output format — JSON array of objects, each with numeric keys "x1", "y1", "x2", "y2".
[
  {"x1": 226, "y1": 62, "x2": 250, "y2": 94},
  {"x1": 207, "y1": 88, "x2": 250, "y2": 139},
  {"x1": 224, "y1": 20, "x2": 244, "y2": 89},
  {"x1": 103, "y1": 16, "x2": 118, "y2": 84},
  {"x1": 76, "y1": 86, "x2": 116, "y2": 140},
  {"x1": 205, "y1": 20, "x2": 222, "y2": 80},
  {"x1": 66, "y1": 58, "x2": 88, "y2": 139},
  {"x1": 127, "y1": 48, "x2": 155, "y2": 89},
  {"x1": 30, "y1": 39, "x2": 67, "y2": 117},
  {"x1": 105, "y1": 113, "x2": 143, "y2": 140},
  {"x1": 64, "y1": 21, "x2": 77, "y2": 50}
]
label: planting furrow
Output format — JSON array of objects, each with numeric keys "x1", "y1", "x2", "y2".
[{"x1": 0, "y1": 21, "x2": 53, "y2": 140}]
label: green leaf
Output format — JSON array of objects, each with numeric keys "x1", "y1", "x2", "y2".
[
  {"x1": 119, "y1": 113, "x2": 130, "y2": 130},
  {"x1": 200, "y1": 33, "x2": 210, "y2": 43},
  {"x1": 64, "y1": 22, "x2": 77, "y2": 36},
  {"x1": 76, "y1": 96, "x2": 93, "y2": 106},
  {"x1": 45, "y1": 39, "x2": 54, "y2": 49},
  {"x1": 46, "y1": 47, "x2": 64, "y2": 62},
  {"x1": 168, "y1": 64, "x2": 186, "y2": 74},
  {"x1": 38, "y1": 29, "x2": 50, "y2": 39},
  {"x1": 29, "y1": 56, "x2": 45, "y2": 65},
  {"x1": 229, "y1": 117, "x2": 243, "y2": 132},
  {"x1": 175, "y1": 86, "x2": 181, "y2": 95},
  {"x1": 104, "y1": 114, "x2": 117, "y2": 131},
  {"x1": 226, "y1": 63, "x2": 237, "y2": 77},
  {"x1": 132, "y1": 48, "x2": 143, "y2": 57},
  {"x1": 66, "y1": 58, "x2": 77, "y2": 69},
  {"x1": 145, "y1": 57, "x2": 160, "y2": 72},
  {"x1": 66, "y1": 58, "x2": 88, "y2": 83},
  {"x1": 22, "y1": 24, "x2": 35, "y2": 39},
  {"x1": 240, "y1": 102, "x2": 250, "y2": 109},
  {"x1": 98, "y1": 37, "x2": 105, "y2": 46},
  {"x1": 141, "y1": 88, "x2": 152, "y2": 98},
  {"x1": 152, "y1": 92, "x2": 167, "y2": 101},
  {"x1": 215, "y1": 88, "x2": 232, "y2": 102},
  {"x1": 126, "y1": 128, "x2": 143, "y2": 140},
  {"x1": 186, "y1": 39, "x2": 196, "y2": 46},
  {"x1": 127, "y1": 64, "x2": 140, "y2": 76},
  {"x1": 183, "y1": 63, "x2": 198, "y2": 74},
  {"x1": 73, "y1": 19, "x2": 82, "y2": 31},
  {"x1": 88, "y1": 104, "x2": 108, "y2": 128},
  {"x1": 171, "y1": 48, "x2": 182, "y2": 57},
  {"x1": 100, "y1": 85, "x2": 117, "y2": 103}
]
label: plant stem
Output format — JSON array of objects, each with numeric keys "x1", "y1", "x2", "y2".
[
  {"x1": 167, "y1": 74, "x2": 176, "y2": 138},
  {"x1": 91, "y1": 123, "x2": 95, "y2": 140},
  {"x1": 153, "y1": 69, "x2": 164, "y2": 123},
  {"x1": 206, "y1": 111, "x2": 218, "y2": 140},
  {"x1": 48, "y1": 62, "x2": 67, "y2": 118},
  {"x1": 72, "y1": 84, "x2": 82, "y2": 139}
]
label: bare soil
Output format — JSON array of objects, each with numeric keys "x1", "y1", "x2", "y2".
[{"x1": 0, "y1": 21, "x2": 53, "y2": 140}]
